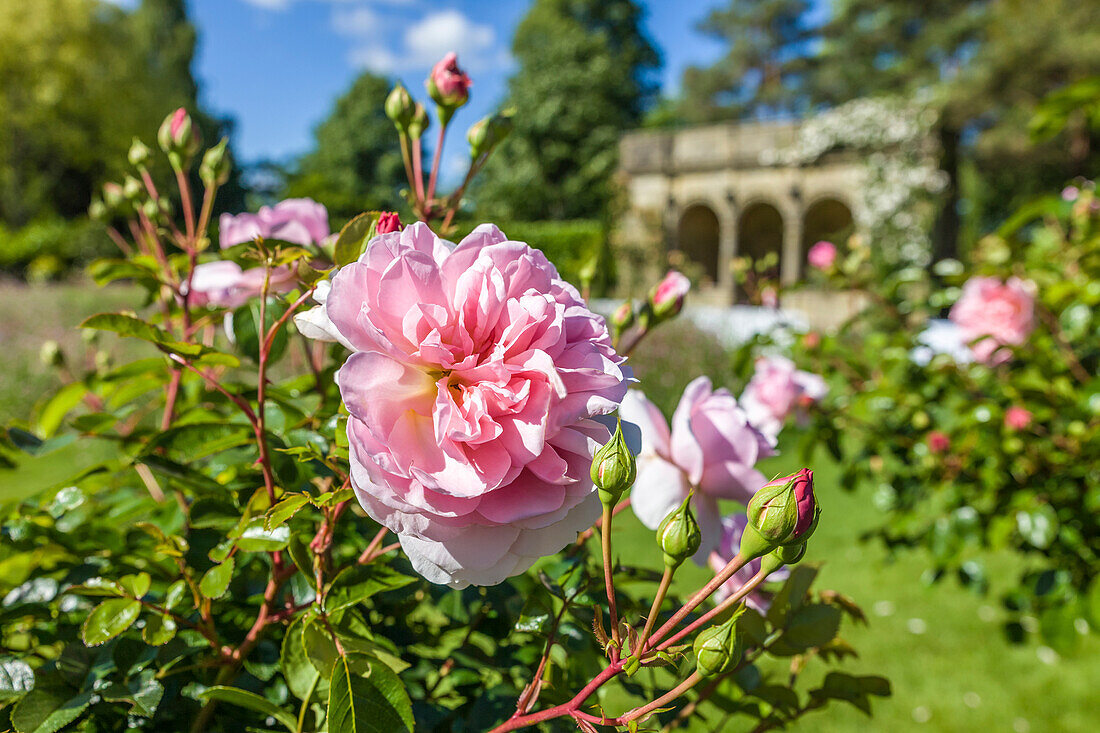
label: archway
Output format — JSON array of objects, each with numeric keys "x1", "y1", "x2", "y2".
[
  {"x1": 802, "y1": 198, "x2": 854, "y2": 269},
  {"x1": 737, "y1": 202, "x2": 784, "y2": 280},
  {"x1": 676, "y1": 204, "x2": 721, "y2": 285}
]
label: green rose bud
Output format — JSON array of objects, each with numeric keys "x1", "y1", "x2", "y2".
[
  {"x1": 157, "y1": 108, "x2": 202, "y2": 169},
  {"x1": 385, "y1": 84, "x2": 416, "y2": 132},
  {"x1": 200, "y1": 137, "x2": 231, "y2": 187},
  {"x1": 102, "y1": 182, "x2": 126, "y2": 211},
  {"x1": 407, "y1": 102, "x2": 430, "y2": 139},
  {"x1": 122, "y1": 176, "x2": 143, "y2": 202},
  {"x1": 759, "y1": 541, "x2": 806, "y2": 576},
  {"x1": 656, "y1": 493, "x2": 702, "y2": 569},
  {"x1": 39, "y1": 340, "x2": 64, "y2": 369},
  {"x1": 590, "y1": 420, "x2": 636, "y2": 505},
  {"x1": 693, "y1": 607, "x2": 744, "y2": 677},
  {"x1": 88, "y1": 197, "x2": 108, "y2": 223},
  {"x1": 128, "y1": 137, "x2": 152, "y2": 168}
]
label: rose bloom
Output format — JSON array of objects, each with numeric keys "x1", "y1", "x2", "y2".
[
  {"x1": 189, "y1": 198, "x2": 331, "y2": 308},
  {"x1": 709, "y1": 513, "x2": 788, "y2": 612},
  {"x1": 621, "y1": 376, "x2": 773, "y2": 562},
  {"x1": 429, "y1": 52, "x2": 471, "y2": 106},
  {"x1": 1004, "y1": 406, "x2": 1033, "y2": 431},
  {"x1": 807, "y1": 240, "x2": 837, "y2": 269},
  {"x1": 927, "y1": 430, "x2": 950, "y2": 454},
  {"x1": 740, "y1": 355, "x2": 827, "y2": 444},
  {"x1": 317, "y1": 223, "x2": 629, "y2": 587},
  {"x1": 948, "y1": 276, "x2": 1035, "y2": 365}
]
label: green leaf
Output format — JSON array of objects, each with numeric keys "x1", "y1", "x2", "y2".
[
  {"x1": 770, "y1": 604, "x2": 842, "y2": 656},
  {"x1": 334, "y1": 212, "x2": 380, "y2": 267},
  {"x1": 88, "y1": 258, "x2": 160, "y2": 288},
  {"x1": 81, "y1": 312, "x2": 202, "y2": 357},
  {"x1": 100, "y1": 670, "x2": 164, "y2": 717},
  {"x1": 327, "y1": 654, "x2": 413, "y2": 733},
  {"x1": 82, "y1": 598, "x2": 141, "y2": 646},
  {"x1": 287, "y1": 535, "x2": 315, "y2": 587},
  {"x1": 142, "y1": 613, "x2": 177, "y2": 646},
  {"x1": 231, "y1": 299, "x2": 288, "y2": 364},
  {"x1": 199, "y1": 558, "x2": 235, "y2": 599},
  {"x1": 0, "y1": 656, "x2": 34, "y2": 700},
  {"x1": 265, "y1": 494, "x2": 310, "y2": 530},
  {"x1": 11, "y1": 684, "x2": 92, "y2": 733},
  {"x1": 326, "y1": 564, "x2": 417, "y2": 612},
  {"x1": 35, "y1": 382, "x2": 88, "y2": 438},
  {"x1": 118, "y1": 572, "x2": 151, "y2": 599},
  {"x1": 163, "y1": 579, "x2": 189, "y2": 611},
  {"x1": 235, "y1": 520, "x2": 291, "y2": 553},
  {"x1": 766, "y1": 564, "x2": 819, "y2": 629},
  {"x1": 197, "y1": 686, "x2": 297, "y2": 732},
  {"x1": 281, "y1": 618, "x2": 323, "y2": 701},
  {"x1": 0, "y1": 436, "x2": 119, "y2": 506}
]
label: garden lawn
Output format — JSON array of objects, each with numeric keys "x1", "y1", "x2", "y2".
[{"x1": 1, "y1": 285, "x2": 1098, "y2": 731}]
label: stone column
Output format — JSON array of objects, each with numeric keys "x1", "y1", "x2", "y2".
[
  {"x1": 718, "y1": 195, "x2": 738, "y2": 304},
  {"x1": 781, "y1": 195, "x2": 803, "y2": 286}
]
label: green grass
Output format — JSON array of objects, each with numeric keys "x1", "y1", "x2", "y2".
[{"x1": 2, "y1": 285, "x2": 1097, "y2": 731}]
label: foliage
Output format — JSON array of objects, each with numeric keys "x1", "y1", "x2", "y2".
[
  {"x1": 0, "y1": 219, "x2": 113, "y2": 278},
  {"x1": 789, "y1": 184, "x2": 1100, "y2": 650},
  {"x1": 283, "y1": 72, "x2": 408, "y2": 223},
  {"x1": 474, "y1": 0, "x2": 660, "y2": 221}
]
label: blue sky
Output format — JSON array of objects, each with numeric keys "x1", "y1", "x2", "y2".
[{"x1": 168, "y1": 0, "x2": 728, "y2": 181}]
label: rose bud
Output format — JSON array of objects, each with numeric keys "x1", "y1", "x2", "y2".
[
  {"x1": 648, "y1": 270, "x2": 690, "y2": 322},
  {"x1": 88, "y1": 197, "x2": 108, "y2": 223},
  {"x1": 200, "y1": 137, "x2": 231, "y2": 187},
  {"x1": 385, "y1": 83, "x2": 416, "y2": 132},
  {"x1": 128, "y1": 137, "x2": 152, "y2": 168},
  {"x1": 1004, "y1": 406, "x2": 1032, "y2": 431},
  {"x1": 157, "y1": 108, "x2": 202, "y2": 167},
  {"x1": 927, "y1": 430, "x2": 950, "y2": 454},
  {"x1": 610, "y1": 302, "x2": 635, "y2": 337},
  {"x1": 591, "y1": 420, "x2": 637, "y2": 506},
  {"x1": 122, "y1": 176, "x2": 143, "y2": 202},
  {"x1": 427, "y1": 52, "x2": 471, "y2": 116},
  {"x1": 102, "y1": 182, "x2": 126, "y2": 210},
  {"x1": 739, "y1": 469, "x2": 818, "y2": 560},
  {"x1": 693, "y1": 608, "x2": 744, "y2": 677},
  {"x1": 760, "y1": 540, "x2": 807, "y2": 576},
  {"x1": 375, "y1": 212, "x2": 401, "y2": 234},
  {"x1": 467, "y1": 109, "x2": 514, "y2": 160},
  {"x1": 407, "y1": 102, "x2": 430, "y2": 139},
  {"x1": 39, "y1": 340, "x2": 65, "y2": 369},
  {"x1": 656, "y1": 493, "x2": 702, "y2": 569}
]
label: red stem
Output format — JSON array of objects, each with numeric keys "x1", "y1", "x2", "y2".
[{"x1": 426, "y1": 122, "x2": 448, "y2": 207}]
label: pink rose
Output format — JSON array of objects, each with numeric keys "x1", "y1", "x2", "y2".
[
  {"x1": 187, "y1": 260, "x2": 299, "y2": 309},
  {"x1": 1004, "y1": 406, "x2": 1032, "y2": 431},
  {"x1": 321, "y1": 223, "x2": 629, "y2": 587},
  {"x1": 621, "y1": 376, "x2": 773, "y2": 562},
  {"x1": 709, "y1": 514, "x2": 788, "y2": 612},
  {"x1": 807, "y1": 241, "x2": 837, "y2": 269},
  {"x1": 427, "y1": 52, "x2": 471, "y2": 107},
  {"x1": 949, "y1": 276, "x2": 1035, "y2": 365},
  {"x1": 927, "y1": 430, "x2": 950, "y2": 454},
  {"x1": 219, "y1": 198, "x2": 331, "y2": 249},
  {"x1": 650, "y1": 270, "x2": 690, "y2": 319},
  {"x1": 740, "y1": 356, "x2": 827, "y2": 443},
  {"x1": 376, "y1": 212, "x2": 401, "y2": 234}
]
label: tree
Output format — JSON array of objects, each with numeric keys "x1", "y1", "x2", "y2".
[
  {"x1": 474, "y1": 0, "x2": 660, "y2": 221},
  {"x1": 283, "y1": 72, "x2": 407, "y2": 223},
  {"x1": 678, "y1": 0, "x2": 817, "y2": 123}
]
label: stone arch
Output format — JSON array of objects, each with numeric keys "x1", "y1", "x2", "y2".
[
  {"x1": 737, "y1": 201, "x2": 784, "y2": 281},
  {"x1": 676, "y1": 202, "x2": 721, "y2": 285},
  {"x1": 801, "y1": 197, "x2": 854, "y2": 264}
]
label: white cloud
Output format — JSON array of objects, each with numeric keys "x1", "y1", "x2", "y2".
[{"x1": 342, "y1": 8, "x2": 502, "y2": 75}]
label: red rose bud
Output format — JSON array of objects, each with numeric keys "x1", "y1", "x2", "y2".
[
  {"x1": 740, "y1": 469, "x2": 818, "y2": 560},
  {"x1": 927, "y1": 430, "x2": 950, "y2": 454},
  {"x1": 157, "y1": 108, "x2": 202, "y2": 168},
  {"x1": 385, "y1": 83, "x2": 416, "y2": 132},
  {"x1": 427, "y1": 52, "x2": 471, "y2": 112},
  {"x1": 590, "y1": 420, "x2": 636, "y2": 505},
  {"x1": 656, "y1": 493, "x2": 702, "y2": 569},
  {"x1": 649, "y1": 270, "x2": 690, "y2": 321},
  {"x1": 376, "y1": 212, "x2": 401, "y2": 234},
  {"x1": 1004, "y1": 406, "x2": 1032, "y2": 431}
]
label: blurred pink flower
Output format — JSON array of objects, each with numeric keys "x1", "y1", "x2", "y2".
[
  {"x1": 949, "y1": 276, "x2": 1035, "y2": 365},
  {"x1": 321, "y1": 223, "x2": 629, "y2": 587},
  {"x1": 740, "y1": 355, "x2": 827, "y2": 443},
  {"x1": 709, "y1": 513, "x2": 788, "y2": 612},
  {"x1": 807, "y1": 241, "x2": 837, "y2": 269},
  {"x1": 927, "y1": 430, "x2": 950, "y2": 454},
  {"x1": 650, "y1": 270, "x2": 690, "y2": 318},
  {"x1": 621, "y1": 376, "x2": 773, "y2": 562},
  {"x1": 1062, "y1": 186, "x2": 1080, "y2": 202},
  {"x1": 428, "y1": 52, "x2": 471, "y2": 107},
  {"x1": 1004, "y1": 406, "x2": 1033, "y2": 431},
  {"x1": 219, "y1": 198, "x2": 331, "y2": 249}
]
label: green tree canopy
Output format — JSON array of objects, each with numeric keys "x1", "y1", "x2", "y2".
[
  {"x1": 282, "y1": 71, "x2": 406, "y2": 223},
  {"x1": 474, "y1": 0, "x2": 660, "y2": 221}
]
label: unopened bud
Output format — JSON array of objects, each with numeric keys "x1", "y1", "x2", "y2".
[
  {"x1": 39, "y1": 340, "x2": 64, "y2": 369},
  {"x1": 591, "y1": 420, "x2": 636, "y2": 505},
  {"x1": 200, "y1": 137, "x2": 231, "y2": 186},
  {"x1": 376, "y1": 212, "x2": 401, "y2": 234},
  {"x1": 693, "y1": 607, "x2": 744, "y2": 677},
  {"x1": 610, "y1": 302, "x2": 635, "y2": 337},
  {"x1": 408, "y1": 103, "x2": 430, "y2": 139},
  {"x1": 88, "y1": 198, "x2": 109, "y2": 223},
  {"x1": 656, "y1": 493, "x2": 702, "y2": 569},
  {"x1": 142, "y1": 199, "x2": 161, "y2": 222},
  {"x1": 385, "y1": 84, "x2": 416, "y2": 132},
  {"x1": 122, "y1": 176, "x2": 143, "y2": 202},
  {"x1": 102, "y1": 183, "x2": 126, "y2": 211},
  {"x1": 648, "y1": 270, "x2": 690, "y2": 321},
  {"x1": 128, "y1": 138, "x2": 152, "y2": 168},
  {"x1": 157, "y1": 108, "x2": 202, "y2": 168},
  {"x1": 467, "y1": 109, "x2": 513, "y2": 160},
  {"x1": 427, "y1": 52, "x2": 471, "y2": 113},
  {"x1": 740, "y1": 469, "x2": 818, "y2": 560}
]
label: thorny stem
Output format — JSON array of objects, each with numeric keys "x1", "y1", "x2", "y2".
[
  {"x1": 572, "y1": 671, "x2": 705, "y2": 727},
  {"x1": 599, "y1": 504, "x2": 621, "y2": 661},
  {"x1": 657, "y1": 568, "x2": 768, "y2": 652}
]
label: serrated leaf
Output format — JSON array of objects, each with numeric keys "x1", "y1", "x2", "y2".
[
  {"x1": 231, "y1": 298, "x2": 289, "y2": 364},
  {"x1": 327, "y1": 654, "x2": 413, "y2": 733},
  {"x1": 82, "y1": 598, "x2": 141, "y2": 646},
  {"x1": 0, "y1": 656, "x2": 34, "y2": 700},
  {"x1": 142, "y1": 613, "x2": 177, "y2": 646},
  {"x1": 325, "y1": 564, "x2": 417, "y2": 612},
  {"x1": 767, "y1": 565, "x2": 819, "y2": 629},
  {"x1": 199, "y1": 558, "x2": 235, "y2": 599},
  {"x1": 80, "y1": 313, "x2": 202, "y2": 358},
  {"x1": 0, "y1": 436, "x2": 119, "y2": 506},
  {"x1": 118, "y1": 573, "x2": 151, "y2": 599},
  {"x1": 282, "y1": 618, "x2": 323, "y2": 701},
  {"x1": 197, "y1": 686, "x2": 297, "y2": 732},
  {"x1": 11, "y1": 685, "x2": 92, "y2": 733},
  {"x1": 334, "y1": 213, "x2": 380, "y2": 267},
  {"x1": 265, "y1": 494, "x2": 310, "y2": 530},
  {"x1": 235, "y1": 519, "x2": 291, "y2": 552}
]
